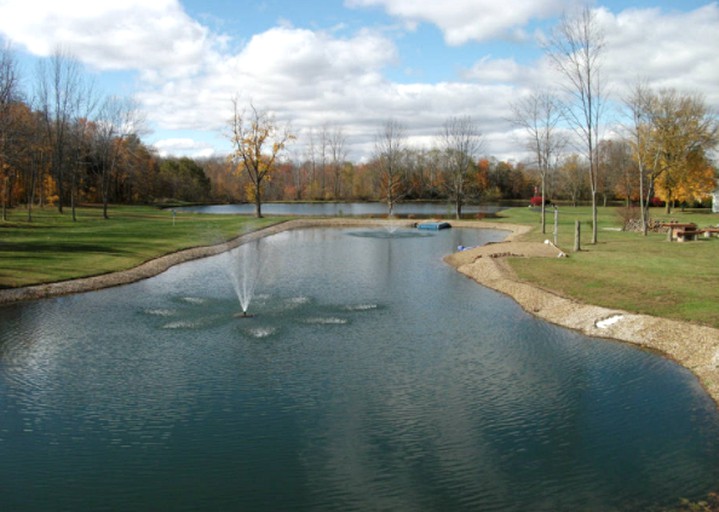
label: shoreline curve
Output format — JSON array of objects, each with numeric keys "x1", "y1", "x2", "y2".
[
  {"x1": 2, "y1": 217, "x2": 718, "y2": 407},
  {"x1": 445, "y1": 219, "x2": 719, "y2": 408}
]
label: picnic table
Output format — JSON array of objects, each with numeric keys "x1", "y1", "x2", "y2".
[{"x1": 660, "y1": 222, "x2": 698, "y2": 242}]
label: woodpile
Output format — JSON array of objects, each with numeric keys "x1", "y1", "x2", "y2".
[{"x1": 623, "y1": 218, "x2": 665, "y2": 233}]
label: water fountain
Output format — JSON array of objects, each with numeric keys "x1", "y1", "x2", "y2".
[{"x1": 226, "y1": 239, "x2": 264, "y2": 318}]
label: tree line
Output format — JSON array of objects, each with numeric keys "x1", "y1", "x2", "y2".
[
  {"x1": 0, "y1": 46, "x2": 218, "y2": 221},
  {"x1": 1, "y1": 14, "x2": 717, "y2": 226}
]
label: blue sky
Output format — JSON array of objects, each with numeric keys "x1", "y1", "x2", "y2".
[{"x1": 0, "y1": 0, "x2": 717, "y2": 162}]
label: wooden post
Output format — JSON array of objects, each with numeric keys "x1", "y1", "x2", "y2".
[{"x1": 574, "y1": 220, "x2": 581, "y2": 252}]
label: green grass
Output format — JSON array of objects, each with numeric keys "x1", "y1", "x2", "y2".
[
  {"x1": 2, "y1": 203, "x2": 719, "y2": 329},
  {"x1": 494, "y1": 205, "x2": 719, "y2": 328},
  {"x1": 0, "y1": 205, "x2": 284, "y2": 288}
]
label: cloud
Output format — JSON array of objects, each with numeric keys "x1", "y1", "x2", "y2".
[
  {"x1": 597, "y1": 4, "x2": 719, "y2": 105},
  {"x1": 0, "y1": 0, "x2": 716, "y2": 164},
  {"x1": 152, "y1": 138, "x2": 216, "y2": 159},
  {"x1": 0, "y1": 0, "x2": 216, "y2": 78},
  {"x1": 346, "y1": 0, "x2": 575, "y2": 44}
]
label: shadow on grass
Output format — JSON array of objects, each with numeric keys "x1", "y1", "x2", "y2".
[{"x1": 0, "y1": 242, "x2": 130, "y2": 254}]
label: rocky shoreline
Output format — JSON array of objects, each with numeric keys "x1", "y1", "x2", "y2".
[
  {"x1": 445, "y1": 220, "x2": 719, "y2": 408},
  {"x1": 2, "y1": 217, "x2": 718, "y2": 406}
]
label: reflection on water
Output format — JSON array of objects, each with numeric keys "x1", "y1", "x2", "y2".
[
  {"x1": 0, "y1": 227, "x2": 718, "y2": 511},
  {"x1": 179, "y1": 201, "x2": 505, "y2": 217}
]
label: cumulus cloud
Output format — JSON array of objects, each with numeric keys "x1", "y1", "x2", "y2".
[
  {"x1": 346, "y1": 0, "x2": 576, "y2": 44},
  {"x1": 152, "y1": 138, "x2": 216, "y2": 159},
  {"x1": 597, "y1": 4, "x2": 719, "y2": 105},
  {"x1": 0, "y1": 0, "x2": 716, "y2": 162},
  {"x1": 0, "y1": 0, "x2": 215, "y2": 78}
]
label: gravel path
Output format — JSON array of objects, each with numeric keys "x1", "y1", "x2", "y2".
[{"x1": 3, "y1": 217, "x2": 718, "y2": 406}]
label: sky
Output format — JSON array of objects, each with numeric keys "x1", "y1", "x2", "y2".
[{"x1": 0, "y1": 0, "x2": 717, "y2": 163}]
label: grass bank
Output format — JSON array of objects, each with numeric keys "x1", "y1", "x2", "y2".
[
  {"x1": 0, "y1": 205, "x2": 283, "y2": 288},
  {"x1": 492, "y1": 206, "x2": 719, "y2": 328}
]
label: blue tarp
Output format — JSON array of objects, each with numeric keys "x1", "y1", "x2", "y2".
[{"x1": 417, "y1": 222, "x2": 451, "y2": 230}]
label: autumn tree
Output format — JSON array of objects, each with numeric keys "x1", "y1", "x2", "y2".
[
  {"x1": 596, "y1": 139, "x2": 632, "y2": 206},
  {"x1": 35, "y1": 50, "x2": 90, "y2": 215},
  {"x1": 228, "y1": 99, "x2": 294, "y2": 218},
  {"x1": 546, "y1": 6, "x2": 606, "y2": 243},
  {"x1": 556, "y1": 154, "x2": 588, "y2": 206},
  {"x1": 0, "y1": 43, "x2": 20, "y2": 221},
  {"x1": 94, "y1": 96, "x2": 143, "y2": 218},
  {"x1": 596, "y1": 139, "x2": 636, "y2": 207},
  {"x1": 510, "y1": 91, "x2": 564, "y2": 232},
  {"x1": 646, "y1": 89, "x2": 718, "y2": 213},
  {"x1": 374, "y1": 119, "x2": 407, "y2": 216},
  {"x1": 439, "y1": 116, "x2": 484, "y2": 219}
]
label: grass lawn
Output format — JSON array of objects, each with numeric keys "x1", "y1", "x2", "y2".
[
  {"x1": 0, "y1": 205, "x2": 284, "y2": 288},
  {"x1": 2, "y1": 203, "x2": 718, "y2": 329},
  {"x1": 493, "y1": 205, "x2": 719, "y2": 328}
]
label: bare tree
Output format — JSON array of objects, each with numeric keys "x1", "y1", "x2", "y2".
[
  {"x1": 439, "y1": 116, "x2": 484, "y2": 219},
  {"x1": 510, "y1": 91, "x2": 564, "y2": 233},
  {"x1": 328, "y1": 126, "x2": 347, "y2": 199},
  {"x1": 623, "y1": 82, "x2": 654, "y2": 234},
  {"x1": 546, "y1": 6, "x2": 606, "y2": 243},
  {"x1": 374, "y1": 119, "x2": 407, "y2": 217},
  {"x1": 318, "y1": 124, "x2": 329, "y2": 198},
  {"x1": 35, "y1": 49, "x2": 94, "y2": 216},
  {"x1": 228, "y1": 99, "x2": 294, "y2": 218},
  {"x1": 0, "y1": 43, "x2": 20, "y2": 221},
  {"x1": 95, "y1": 96, "x2": 143, "y2": 219}
]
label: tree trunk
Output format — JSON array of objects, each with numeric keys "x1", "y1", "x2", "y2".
[
  {"x1": 254, "y1": 181, "x2": 263, "y2": 218},
  {"x1": 1, "y1": 176, "x2": 7, "y2": 222},
  {"x1": 642, "y1": 179, "x2": 654, "y2": 237},
  {"x1": 540, "y1": 177, "x2": 546, "y2": 234},
  {"x1": 27, "y1": 166, "x2": 37, "y2": 222},
  {"x1": 591, "y1": 190, "x2": 598, "y2": 244},
  {"x1": 574, "y1": 220, "x2": 581, "y2": 252}
]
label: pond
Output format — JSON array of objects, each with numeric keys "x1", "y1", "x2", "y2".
[
  {"x1": 1, "y1": 227, "x2": 718, "y2": 511},
  {"x1": 178, "y1": 201, "x2": 505, "y2": 217}
]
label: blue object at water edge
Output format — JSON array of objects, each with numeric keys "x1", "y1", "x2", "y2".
[{"x1": 417, "y1": 221, "x2": 451, "y2": 230}]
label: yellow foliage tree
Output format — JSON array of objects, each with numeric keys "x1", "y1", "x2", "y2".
[
  {"x1": 228, "y1": 99, "x2": 294, "y2": 218},
  {"x1": 645, "y1": 89, "x2": 718, "y2": 213}
]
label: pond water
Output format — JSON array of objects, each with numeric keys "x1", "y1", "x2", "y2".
[
  {"x1": 1, "y1": 227, "x2": 718, "y2": 511},
  {"x1": 179, "y1": 201, "x2": 505, "y2": 217}
]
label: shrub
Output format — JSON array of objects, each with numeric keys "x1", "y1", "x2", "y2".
[{"x1": 530, "y1": 196, "x2": 544, "y2": 207}]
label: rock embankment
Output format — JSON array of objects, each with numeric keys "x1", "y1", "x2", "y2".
[
  {"x1": 0, "y1": 218, "x2": 412, "y2": 304},
  {"x1": 445, "y1": 220, "x2": 719, "y2": 407}
]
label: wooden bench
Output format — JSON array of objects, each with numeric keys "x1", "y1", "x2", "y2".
[
  {"x1": 675, "y1": 229, "x2": 698, "y2": 242},
  {"x1": 700, "y1": 228, "x2": 719, "y2": 238}
]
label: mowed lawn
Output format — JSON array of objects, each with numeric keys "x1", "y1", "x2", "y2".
[
  {"x1": 495, "y1": 205, "x2": 719, "y2": 328},
  {"x1": 0, "y1": 205, "x2": 283, "y2": 288},
  {"x1": 1, "y1": 203, "x2": 718, "y2": 329}
]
